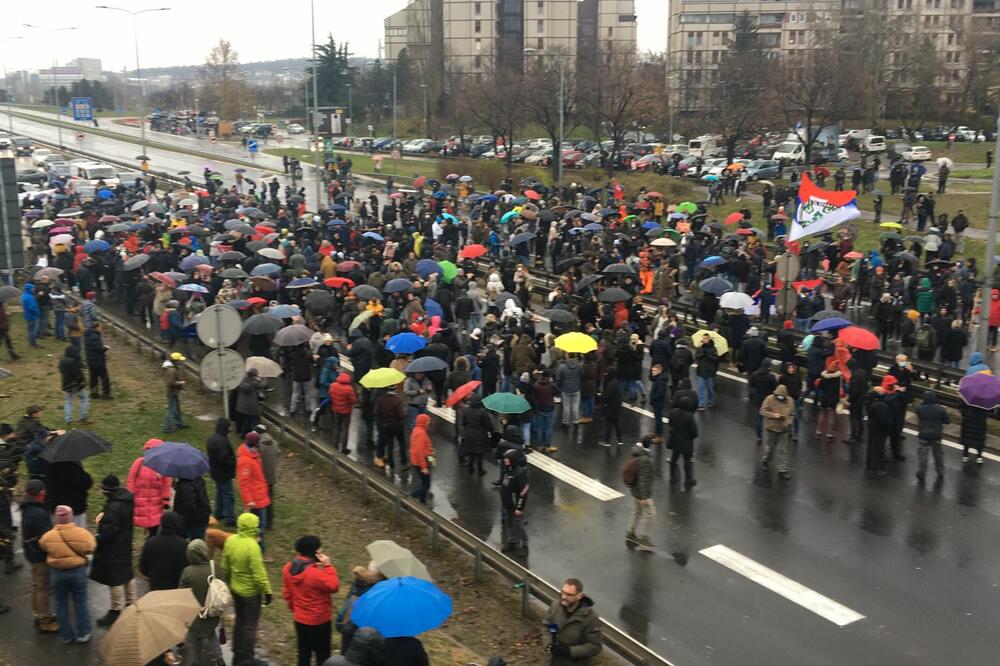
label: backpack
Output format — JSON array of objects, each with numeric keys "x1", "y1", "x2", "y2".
[
  {"x1": 622, "y1": 456, "x2": 639, "y2": 487},
  {"x1": 200, "y1": 560, "x2": 232, "y2": 619},
  {"x1": 916, "y1": 326, "x2": 934, "y2": 351},
  {"x1": 160, "y1": 310, "x2": 170, "y2": 331}
]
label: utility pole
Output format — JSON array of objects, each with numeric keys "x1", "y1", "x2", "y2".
[
  {"x1": 978, "y1": 111, "x2": 1000, "y2": 353},
  {"x1": 310, "y1": 0, "x2": 322, "y2": 210}
]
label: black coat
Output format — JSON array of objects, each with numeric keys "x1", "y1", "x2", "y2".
[
  {"x1": 601, "y1": 378, "x2": 622, "y2": 419},
  {"x1": 172, "y1": 477, "x2": 211, "y2": 531},
  {"x1": 695, "y1": 345, "x2": 719, "y2": 378},
  {"x1": 83, "y1": 328, "x2": 107, "y2": 368},
  {"x1": 667, "y1": 405, "x2": 699, "y2": 455},
  {"x1": 959, "y1": 403, "x2": 988, "y2": 448},
  {"x1": 44, "y1": 461, "x2": 93, "y2": 515},
  {"x1": 288, "y1": 345, "x2": 313, "y2": 382},
  {"x1": 740, "y1": 336, "x2": 768, "y2": 373},
  {"x1": 19, "y1": 499, "x2": 51, "y2": 564},
  {"x1": 459, "y1": 403, "x2": 494, "y2": 455},
  {"x1": 776, "y1": 329, "x2": 798, "y2": 362},
  {"x1": 59, "y1": 346, "x2": 86, "y2": 392},
  {"x1": 749, "y1": 369, "x2": 778, "y2": 406},
  {"x1": 649, "y1": 372, "x2": 669, "y2": 408},
  {"x1": 649, "y1": 336, "x2": 672, "y2": 369},
  {"x1": 206, "y1": 418, "x2": 236, "y2": 482},
  {"x1": 139, "y1": 511, "x2": 188, "y2": 591},
  {"x1": 90, "y1": 487, "x2": 135, "y2": 586},
  {"x1": 382, "y1": 637, "x2": 430, "y2": 666}
]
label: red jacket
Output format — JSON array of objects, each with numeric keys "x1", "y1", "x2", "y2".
[
  {"x1": 990, "y1": 291, "x2": 1000, "y2": 327},
  {"x1": 328, "y1": 373, "x2": 357, "y2": 414},
  {"x1": 126, "y1": 438, "x2": 172, "y2": 529},
  {"x1": 282, "y1": 556, "x2": 340, "y2": 625},
  {"x1": 409, "y1": 414, "x2": 433, "y2": 471},
  {"x1": 236, "y1": 444, "x2": 271, "y2": 509}
]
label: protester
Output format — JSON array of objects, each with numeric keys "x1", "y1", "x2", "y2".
[
  {"x1": 91, "y1": 475, "x2": 136, "y2": 627},
  {"x1": 914, "y1": 391, "x2": 949, "y2": 481},
  {"x1": 126, "y1": 437, "x2": 172, "y2": 536},
  {"x1": 543, "y1": 578, "x2": 603, "y2": 665},
  {"x1": 138, "y1": 510, "x2": 189, "y2": 590},
  {"x1": 21, "y1": 480, "x2": 58, "y2": 633},
  {"x1": 237, "y1": 431, "x2": 272, "y2": 554},
  {"x1": 282, "y1": 535, "x2": 341, "y2": 666},
  {"x1": 760, "y1": 384, "x2": 794, "y2": 480},
  {"x1": 207, "y1": 417, "x2": 237, "y2": 527},
  {"x1": 179, "y1": 539, "x2": 224, "y2": 666},
  {"x1": 667, "y1": 394, "x2": 698, "y2": 488},
  {"x1": 624, "y1": 434, "x2": 655, "y2": 551},
  {"x1": 39, "y1": 505, "x2": 97, "y2": 644},
  {"x1": 222, "y1": 512, "x2": 273, "y2": 666},
  {"x1": 409, "y1": 413, "x2": 434, "y2": 504},
  {"x1": 162, "y1": 352, "x2": 188, "y2": 432}
]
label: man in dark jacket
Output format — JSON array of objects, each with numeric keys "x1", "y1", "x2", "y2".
[
  {"x1": 694, "y1": 335, "x2": 719, "y2": 410},
  {"x1": 739, "y1": 327, "x2": 768, "y2": 375},
  {"x1": 668, "y1": 395, "x2": 698, "y2": 487},
  {"x1": 374, "y1": 388, "x2": 407, "y2": 470},
  {"x1": 21, "y1": 479, "x2": 58, "y2": 632},
  {"x1": 92, "y1": 475, "x2": 136, "y2": 627},
  {"x1": 748, "y1": 359, "x2": 778, "y2": 442},
  {"x1": 776, "y1": 320, "x2": 797, "y2": 363},
  {"x1": 669, "y1": 339, "x2": 694, "y2": 390},
  {"x1": 139, "y1": 511, "x2": 188, "y2": 591},
  {"x1": 866, "y1": 387, "x2": 894, "y2": 476},
  {"x1": 206, "y1": 418, "x2": 236, "y2": 527},
  {"x1": 234, "y1": 369, "x2": 263, "y2": 436},
  {"x1": 83, "y1": 324, "x2": 111, "y2": 399},
  {"x1": 173, "y1": 473, "x2": 211, "y2": 541},
  {"x1": 58, "y1": 345, "x2": 90, "y2": 425},
  {"x1": 500, "y1": 448, "x2": 529, "y2": 556},
  {"x1": 914, "y1": 391, "x2": 949, "y2": 481},
  {"x1": 846, "y1": 359, "x2": 870, "y2": 443},
  {"x1": 625, "y1": 437, "x2": 655, "y2": 550},
  {"x1": 648, "y1": 364, "x2": 670, "y2": 436},
  {"x1": 543, "y1": 578, "x2": 603, "y2": 665},
  {"x1": 459, "y1": 394, "x2": 494, "y2": 475},
  {"x1": 326, "y1": 626, "x2": 385, "y2": 665}
]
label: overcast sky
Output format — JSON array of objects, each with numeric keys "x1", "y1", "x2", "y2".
[{"x1": 4, "y1": 0, "x2": 667, "y2": 72}]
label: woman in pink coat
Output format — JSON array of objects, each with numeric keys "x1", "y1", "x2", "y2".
[{"x1": 126, "y1": 438, "x2": 172, "y2": 536}]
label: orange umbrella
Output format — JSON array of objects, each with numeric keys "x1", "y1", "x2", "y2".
[
  {"x1": 413, "y1": 176, "x2": 426, "y2": 187},
  {"x1": 724, "y1": 212, "x2": 744, "y2": 225},
  {"x1": 844, "y1": 251, "x2": 863, "y2": 259},
  {"x1": 523, "y1": 189, "x2": 540, "y2": 200},
  {"x1": 460, "y1": 244, "x2": 487, "y2": 259},
  {"x1": 726, "y1": 163, "x2": 745, "y2": 171},
  {"x1": 445, "y1": 380, "x2": 482, "y2": 407}
]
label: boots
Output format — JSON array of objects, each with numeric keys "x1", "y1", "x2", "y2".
[
  {"x1": 36, "y1": 616, "x2": 59, "y2": 633},
  {"x1": 96, "y1": 609, "x2": 120, "y2": 627}
]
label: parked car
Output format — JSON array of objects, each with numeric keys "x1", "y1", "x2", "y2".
[
  {"x1": 16, "y1": 168, "x2": 48, "y2": 185},
  {"x1": 523, "y1": 148, "x2": 552, "y2": 166},
  {"x1": 631, "y1": 153, "x2": 665, "y2": 172},
  {"x1": 901, "y1": 145, "x2": 932, "y2": 161},
  {"x1": 744, "y1": 159, "x2": 781, "y2": 181},
  {"x1": 286, "y1": 123, "x2": 305, "y2": 134}
]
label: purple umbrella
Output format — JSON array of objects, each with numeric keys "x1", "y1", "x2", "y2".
[
  {"x1": 958, "y1": 372, "x2": 1000, "y2": 410},
  {"x1": 810, "y1": 317, "x2": 852, "y2": 333}
]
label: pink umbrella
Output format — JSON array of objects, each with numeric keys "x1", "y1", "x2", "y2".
[
  {"x1": 49, "y1": 226, "x2": 73, "y2": 234},
  {"x1": 49, "y1": 234, "x2": 74, "y2": 247},
  {"x1": 389, "y1": 192, "x2": 403, "y2": 200},
  {"x1": 372, "y1": 155, "x2": 384, "y2": 162}
]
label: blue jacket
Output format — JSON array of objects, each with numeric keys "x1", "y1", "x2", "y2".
[{"x1": 21, "y1": 284, "x2": 40, "y2": 321}]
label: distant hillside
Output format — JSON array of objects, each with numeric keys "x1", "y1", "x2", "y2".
[{"x1": 131, "y1": 56, "x2": 372, "y2": 79}]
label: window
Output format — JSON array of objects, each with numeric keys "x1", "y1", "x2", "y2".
[
  {"x1": 474, "y1": 55, "x2": 482, "y2": 68},
  {"x1": 680, "y1": 14, "x2": 709, "y2": 23},
  {"x1": 709, "y1": 13, "x2": 734, "y2": 23},
  {"x1": 799, "y1": 30, "x2": 806, "y2": 45},
  {"x1": 897, "y1": 0, "x2": 904, "y2": 8},
  {"x1": 711, "y1": 50, "x2": 721, "y2": 63},
  {"x1": 759, "y1": 13, "x2": 785, "y2": 25},
  {"x1": 386, "y1": 27, "x2": 406, "y2": 37},
  {"x1": 759, "y1": 32, "x2": 780, "y2": 47},
  {"x1": 618, "y1": 14, "x2": 635, "y2": 22},
  {"x1": 537, "y1": 37, "x2": 544, "y2": 49},
  {"x1": 537, "y1": 19, "x2": 544, "y2": 32},
  {"x1": 712, "y1": 30, "x2": 721, "y2": 45},
  {"x1": 935, "y1": 0, "x2": 941, "y2": 7},
  {"x1": 475, "y1": 37, "x2": 482, "y2": 50},
  {"x1": 537, "y1": 0, "x2": 544, "y2": 10},
  {"x1": 474, "y1": 19, "x2": 481, "y2": 33},
  {"x1": 474, "y1": 1, "x2": 481, "y2": 15},
  {"x1": 607, "y1": 26, "x2": 613, "y2": 36},
  {"x1": 947, "y1": 32, "x2": 955, "y2": 44},
  {"x1": 789, "y1": 31, "x2": 797, "y2": 44}
]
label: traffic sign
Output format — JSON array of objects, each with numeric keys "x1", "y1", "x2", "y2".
[
  {"x1": 199, "y1": 348, "x2": 245, "y2": 392},
  {"x1": 210, "y1": 136, "x2": 217, "y2": 144},
  {"x1": 115, "y1": 105, "x2": 125, "y2": 114},
  {"x1": 196, "y1": 304, "x2": 242, "y2": 348},
  {"x1": 390, "y1": 149, "x2": 401, "y2": 160},
  {"x1": 247, "y1": 140, "x2": 258, "y2": 153},
  {"x1": 70, "y1": 97, "x2": 93, "y2": 121},
  {"x1": 75, "y1": 132, "x2": 85, "y2": 142},
  {"x1": 367, "y1": 125, "x2": 374, "y2": 133}
]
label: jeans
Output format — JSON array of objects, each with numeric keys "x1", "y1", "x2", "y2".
[
  {"x1": 183, "y1": 626, "x2": 222, "y2": 666},
  {"x1": 917, "y1": 438, "x2": 943, "y2": 476},
  {"x1": 52, "y1": 566, "x2": 90, "y2": 642},
  {"x1": 561, "y1": 392, "x2": 580, "y2": 424},
  {"x1": 521, "y1": 420, "x2": 532, "y2": 448},
  {"x1": 580, "y1": 396, "x2": 594, "y2": 418},
  {"x1": 250, "y1": 507, "x2": 267, "y2": 552},
  {"x1": 624, "y1": 379, "x2": 646, "y2": 401},
  {"x1": 214, "y1": 479, "x2": 235, "y2": 524},
  {"x1": 533, "y1": 410, "x2": 554, "y2": 447},
  {"x1": 794, "y1": 317, "x2": 811, "y2": 332},
  {"x1": 697, "y1": 376, "x2": 716, "y2": 407},
  {"x1": 295, "y1": 620, "x2": 332, "y2": 666},
  {"x1": 233, "y1": 593, "x2": 262, "y2": 666},
  {"x1": 406, "y1": 404, "x2": 425, "y2": 433},
  {"x1": 652, "y1": 403, "x2": 665, "y2": 435},
  {"x1": 627, "y1": 499, "x2": 655, "y2": 540},
  {"x1": 266, "y1": 482, "x2": 275, "y2": 528},
  {"x1": 377, "y1": 423, "x2": 407, "y2": 466},
  {"x1": 411, "y1": 470, "x2": 431, "y2": 503},
  {"x1": 163, "y1": 392, "x2": 184, "y2": 431},
  {"x1": 25, "y1": 318, "x2": 40, "y2": 347},
  {"x1": 290, "y1": 381, "x2": 315, "y2": 414},
  {"x1": 54, "y1": 310, "x2": 66, "y2": 340},
  {"x1": 64, "y1": 389, "x2": 90, "y2": 424}
]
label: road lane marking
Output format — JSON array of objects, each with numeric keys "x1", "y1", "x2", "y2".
[{"x1": 700, "y1": 544, "x2": 865, "y2": 627}]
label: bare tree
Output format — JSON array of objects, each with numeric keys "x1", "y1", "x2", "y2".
[
  {"x1": 455, "y1": 66, "x2": 524, "y2": 171},
  {"x1": 707, "y1": 12, "x2": 768, "y2": 163},
  {"x1": 521, "y1": 50, "x2": 578, "y2": 180}
]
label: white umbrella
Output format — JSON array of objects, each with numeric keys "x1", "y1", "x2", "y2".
[
  {"x1": 936, "y1": 157, "x2": 954, "y2": 169},
  {"x1": 30, "y1": 219, "x2": 54, "y2": 229},
  {"x1": 130, "y1": 200, "x2": 149, "y2": 212},
  {"x1": 178, "y1": 198, "x2": 198, "y2": 207},
  {"x1": 49, "y1": 234, "x2": 74, "y2": 247},
  {"x1": 650, "y1": 237, "x2": 677, "y2": 247},
  {"x1": 245, "y1": 356, "x2": 283, "y2": 378},
  {"x1": 257, "y1": 247, "x2": 285, "y2": 260},
  {"x1": 719, "y1": 291, "x2": 754, "y2": 310}
]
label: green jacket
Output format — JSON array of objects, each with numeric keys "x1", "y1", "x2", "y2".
[
  {"x1": 916, "y1": 278, "x2": 935, "y2": 314},
  {"x1": 629, "y1": 447, "x2": 654, "y2": 501},
  {"x1": 543, "y1": 596, "x2": 603, "y2": 665},
  {"x1": 179, "y1": 539, "x2": 220, "y2": 637},
  {"x1": 221, "y1": 512, "x2": 271, "y2": 598}
]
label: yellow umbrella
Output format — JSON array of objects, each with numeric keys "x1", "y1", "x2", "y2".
[
  {"x1": 554, "y1": 332, "x2": 598, "y2": 354},
  {"x1": 879, "y1": 222, "x2": 903, "y2": 230},
  {"x1": 100, "y1": 589, "x2": 200, "y2": 666},
  {"x1": 360, "y1": 367, "x2": 406, "y2": 389},
  {"x1": 692, "y1": 329, "x2": 730, "y2": 356}
]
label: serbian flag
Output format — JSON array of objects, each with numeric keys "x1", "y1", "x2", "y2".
[{"x1": 788, "y1": 172, "x2": 860, "y2": 242}]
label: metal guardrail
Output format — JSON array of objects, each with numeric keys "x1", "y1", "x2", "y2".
[{"x1": 88, "y1": 301, "x2": 671, "y2": 666}]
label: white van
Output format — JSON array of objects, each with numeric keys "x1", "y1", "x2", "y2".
[
  {"x1": 688, "y1": 135, "x2": 721, "y2": 158},
  {"x1": 863, "y1": 135, "x2": 886, "y2": 153},
  {"x1": 73, "y1": 162, "x2": 120, "y2": 187},
  {"x1": 772, "y1": 141, "x2": 805, "y2": 164}
]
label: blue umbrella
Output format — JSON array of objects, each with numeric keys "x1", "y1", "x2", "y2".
[
  {"x1": 415, "y1": 259, "x2": 443, "y2": 278},
  {"x1": 142, "y1": 441, "x2": 210, "y2": 479},
  {"x1": 180, "y1": 255, "x2": 210, "y2": 271},
  {"x1": 384, "y1": 278, "x2": 413, "y2": 293},
  {"x1": 599, "y1": 207, "x2": 619, "y2": 218},
  {"x1": 330, "y1": 204, "x2": 346, "y2": 212},
  {"x1": 500, "y1": 210, "x2": 519, "y2": 225},
  {"x1": 405, "y1": 356, "x2": 449, "y2": 373},
  {"x1": 642, "y1": 221, "x2": 661, "y2": 231},
  {"x1": 363, "y1": 231, "x2": 385, "y2": 242},
  {"x1": 432, "y1": 191, "x2": 448, "y2": 200},
  {"x1": 386, "y1": 332, "x2": 427, "y2": 355},
  {"x1": 580, "y1": 212, "x2": 600, "y2": 223},
  {"x1": 466, "y1": 194, "x2": 482, "y2": 203},
  {"x1": 327, "y1": 219, "x2": 345, "y2": 226},
  {"x1": 479, "y1": 194, "x2": 498, "y2": 203},
  {"x1": 424, "y1": 298, "x2": 444, "y2": 319},
  {"x1": 178, "y1": 284, "x2": 210, "y2": 294},
  {"x1": 698, "y1": 255, "x2": 726, "y2": 269},
  {"x1": 287, "y1": 277, "x2": 319, "y2": 289},
  {"x1": 269, "y1": 304, "x2": 301, "y2": 318},
  {"x1": 84, "y1": 239, "x2": 110, "y2": 253},
  {"x1": 251, "y1": 263, "x2": 281, "y2": 276},
  {"x1": 228, "y1": 299, "x2": 251, "y2": 310},
  {"x1": 350, "y1": 576, "x2": 452, "y2": 639},
  {"x1": 810, "y1": 317, "x2": 852, "y2": 333},
  {"x1": 583, "y1": 223, "x2": 603, "y2": 232},
  {"x1": 703, "y1": 174, "x2": 720, "y2": 182},
  {"x1": 96, "y1": 189, "x2": 114, "y2": 200},
  {"x1": 668, "y1": 212, "x2": 688, "y2": 221}
]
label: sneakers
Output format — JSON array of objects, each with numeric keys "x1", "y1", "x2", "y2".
[
  {"x1": 625, "y1": 532, "x2": 638, "y2": 543},
  {"x1": 374, "y1": 457, "x2": 386, "y2": 468},
  {"x1": 597, "y1": 441, "x2": 611, "y2": 448},
  {"x1": 977, "y1": 456, "x2": 984, "y2": 464},
  {"x1": 75, "y1": 634, "x2": 91, "y2": 644},
  {"x1": 96, "y1": 609, "x2": 120, "y2": 627}
]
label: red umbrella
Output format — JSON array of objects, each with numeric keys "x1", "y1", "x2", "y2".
[
  {"x1": 460, "y1": 244, "x2": 487, "y2": 260},
  {"x1": 337, "y1": 260, "x2": 362, "y2": 272},
  {"x1": 445, "y1": 380, "x2": 482, "y2": 407},
  {"x1": 49, "y1": 226, "x2": 73, "y2": 234},
  {"x1": 149, "y1": 271, "x2": 176, "y2": 288},
  {"x1": 98, "y1": 215, "x2": 119, "y2": 224},
  {"x1": 724, "y1": 212, "x2": 744, "y2": 225},
  {"x1": 838, "y1": 326, "x2": 879, "y2": 351},
  {"x1": 389, "y1": 192, "x2": 403, "y2": 200},
  {"x1": 523, "y1": 189, "x2": 540, "y2": 201},
  {"x1": 736, "y1": 228, "x2": 754, "y2": 236},
  {"x1": 632, "y1": 201, "x2": 650, "y2": 210},
  {"x1": 254, "y1": 224, "x2": 275, "y2": 235},
  {"x1": 324, "y1": 276, "x2": 356, "y2": 289},
  {"x1": 247, "y1": 296, "x2": 268, "y2": 306},
  {"x1": 844, "y1": 251, "x2": 863, "y2": 260},
  {"x1": 646, "y1": 191, "x2": 663, "y2": 198},
  {"x1": 413, "y1": 176, "x2": 427, "y2": 187}
]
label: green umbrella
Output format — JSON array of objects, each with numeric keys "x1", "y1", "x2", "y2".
[
  {"x1": 662, "y1": 228, "x2": 682, "y2": 241},
  {"x1": 676, "y1": 202, "x2": 698, "y2": 214},
  {"x1": 880, "y1": 232, "x2": 903, "y2": 242},
  {"x1": 366, "y1": 540, "x2": 432, "y2": 581},
  {"x1": 209, "y1": 172, "x2": 224, "y2": 181},
  {"x1": 106, "y1": 223, "x2": 130, "y2": 233},
  {"x1": 438, "y1": 260, "x2": 458, "y2": 284},
  {"x1": 482, "y1": 392, "x2": 531, "y2": 414}
]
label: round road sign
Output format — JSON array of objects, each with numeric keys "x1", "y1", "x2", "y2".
[
  {"x1": 196, "y1": 304, "x2": 242, "y2": 348},
  {"x1": 199, "y1": 348, "x2": 245, "y2": 392},
  {"x1": 75, "y1": 132, "x2": 85, "y2": 142},
  {"x1": 210, "y1": 136, "x2": 217, "y2": 144}
]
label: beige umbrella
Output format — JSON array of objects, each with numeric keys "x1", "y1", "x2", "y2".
[
  {"x1": 100, "y1": 589, "x2": 200, "y2": 666},
  {"x1": 366, "y1": 540, "x2": 432, "y2": 581},
  {"x1": 246, "y1": 356, "x2": 283, "y2": 378}
]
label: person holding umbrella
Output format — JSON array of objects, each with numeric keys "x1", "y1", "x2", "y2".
[
  {"x1": 694, "y1": 332, "x2": 720, "y2": 410},
  {"x1": 282, "y1": 535, "x2": 341, "y2": 666}
]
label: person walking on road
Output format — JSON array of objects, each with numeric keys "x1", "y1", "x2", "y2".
[
  {"x1": 624, "y1": 434, "x2": 655, "y2": 551},
  {"x1": 91, "y1": 474, "x2": 136, "y2": 627},
  {"x1": 866, "y1": 385, "x2": 894, "y2": 476},
  {"x1": 598, "y1": 367, "x2": 624, "y2": 447},
  {"x1": 328, "y1": 372, "x2": 357, "y2": 454},
  {"x1": 222, "y1": 512, "x2": 273, "y2": 666},
  {"x1": 500, "y1": 447, "x2": 529, "y2": 556},
  {"x1": 409, "y1": 414, "x2": 434, "y2": 504},
  {"x1": 39, "y1": 505, "x2": 96, "y2": 644},
  {"x1": 556, "y1": 354, "x2": 582, "y2": 427},
  {"x1": 21, "y1": 480, "x2": 58, "y2": 633},
  {"x1": 543, "y1": 578, "x2": 603, "y2": 665},
  {"x1": 648, "y1": 364, "x2": 669, "y2": 436},
  {"x1": 459, "y1": 394, "x2": 494, "y2": 475},
  {"x1": 760, "y1": 384, "x2": 795, "y2": 480},
  {"x1": 58, "y1": 345, "x2": 90, "y2": 426},
  {"x1": 695, "y1": 334, "x2": 719, "y2": 409},
  {"x1": 914, "y1": 391, "x2": 949, "y2": 482},
  {"x1": 374, "y1": 387, "x2": 407, "y2": 470},
  {"x1": 282, "y1": 535, "x2": 341, "y2": 666},
  {"x1": 667, "y1": 395, "x2": 698, "y2": 488},
  {"x1": 237, "y1": 432, "x2": 272, "y2": 555}
]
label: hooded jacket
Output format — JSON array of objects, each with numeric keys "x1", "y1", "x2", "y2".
[
  {"x1": 235, "y1": 374, "x2": 262, "y2": 416},
  {"x1": 206, "y1": 418, "x2": 236, "y2": 482},
  {"x1": 409, "y1": 414, "x2": 433, "y2": 472},
  {"x1": 629, "y1": 446, "x2": 654, "y2": 500},
  {"x1": 760, "y1": 385, "x2": 795, "y2": 431},
  {"x1": 20, "y1": 283, "x2": 40, "y2": 321},
  {"x1": 324, "y1": 626, "x2": 385, "y2": 665},
  {"x1": 282, "y1": 554, "x2": 341, "y2": 625},
  {"x1": 328, "y1": 373, "x2": 358, "y2": 414},
  {"x1": 966, "y1": 351, "x2": 991, "y2": 376},
  {"x1": 667, "y1": 397, "x2": 699, "y2": 454},
  {"x1": 173, "y1": 475, "x2": 211, "y2": 532},
  {"x1": 139, "y1": 511, "x2": 189, "y2": 590},
  {"x1": 543, "y1": 595, "x2": 604, "y2": 665},
  {"x1": 20, "y1": 496, "x2": 52, "y2": 564},
  {"x1": 58, "y1": 345, "x2": 86, "y2": 392},
  {"x1": 221, "y1": 512, "x2": 272, "y2": 598},
  {"x1": 127, "y1": 438, "x2": 173, "y2": 529},
  {"x1": 459, "y1": 396, "x2": 494, "y2": 455},
  {"x1": 44, "y1": 461, "x2": 93, "y2": 515},
  {"x1": 914, "y1": 391, "x2": 949, "y2": 440},
  {"x1": 500, "y1": 449, "x2": 529, "y2": 512},
  {"x1": 90, "y1": 486, "x2": 135, "y2": 586},
  {"x1": 237, "y1": 443, "x2": 271, "y2": 509},
  {"x1": 916, "y1": 278, "x2": 935, "y2": 314},
  {"x1": 179, "y1": 539, "x2": 220, "y2": 637},
  {"x1": 556, "y1": 358, "x2": 582, "y2": 394}
]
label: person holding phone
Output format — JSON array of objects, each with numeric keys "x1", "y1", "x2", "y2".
[{"x1": 282, "y1": 535, "x2": 340, "y2": 666}]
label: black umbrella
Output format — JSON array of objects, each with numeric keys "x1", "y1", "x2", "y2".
[
  {"x1": 220, "y1": 251, "x2": 246, "y2": 262},
  {"x1": 384, "y1": 278, "x2": 413, "y2": 294},
  {"x1": 897, "y1": 251, "x2": 919, "y2": 264},
  {"x1": 245, "y1": 241, "x2": 267, "y2": 252},
  {"x1": 352, "y1": 285, "x2": 381, "y2": 301},
  {"x1": 602, "y1": 263, "x2": 637, "y2": 275},
  {"x1": 40, "y1": 430, "x2": 112, "y2": 463},
  {"x1": 304, "y1": 290, "x2": 334, "y2": 312},
  {"x1": 810, "y1": 309, "x2": 842, "y2": 321},
  {"x1": 496, "y1": 291, "x2": 521, "y2": 310},
  {"x1": 598, "y1": 287, "x2": 631, "y2": 303},
  {"x1": 220, "y1": 268, "x2": 249, "y2": 279},
  {"x1": 0, "y1": 286, "x2": 21, "y2": 303},
  {"x1": 803, "y1": 241, "x2": 829, "y2": 253},
  {"x1": 242, "y1": 314, "x2": 284, "y2": 335},
  {"x1": 698, "y1": 277, "x2": 733, "y2": 295},
  {"x1": 557, "y1": 257, "x2": 585, "y2": 272},
  {"x1": 405, "y1": 356, "x2": 449, "y2": 373},
  {"x1": 925, "y1": 259, "x2": 953, "y2": 269},
  {"x1": 543, "y1": 309, "x2": 575, "y2": 324},
  {"x1": 903, "y1": 235, "x2": 924, "y2": 244},
  {"x1": 123, "y1": 254, "x2": 150, "y2": 271},
  {"x1": 576, "y1": 274, "x2": 604, "y2": 291},
  {"x1": 510, "y1": 232, "x2": 536, "y2": 245}
]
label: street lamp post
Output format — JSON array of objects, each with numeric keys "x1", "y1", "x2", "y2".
[
  {"x1": 420, "y1": 83, "x2": 428, "y2": 138},
  {"x1": 23, "y1": 25, "x2": 78, "y2": 147},
  {"x1": 310, "y1": 0, "x2": 323, "y2": 209},
  {"x1": 346, "y1": 83, "x2": 352, "y2": 130},
  {"x1": 977, "y1": 110, "x2": 1000, "y2": 353},
  {"x1": 95, "y1": 6, "x2": 171, "y2": 162}
]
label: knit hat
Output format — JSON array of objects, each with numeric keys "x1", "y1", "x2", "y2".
[
  {"x1": 783, "y1": 320, "x2": 794, "y2": 330},
  {"x1": 84, "y1": 291, "x2": 96, "y2": 300},
  {"x1": 294, "y1": 535, "x2": 321, "y2": 558},
  {"x1": 880, "y1": 375, "x2": 898, "y2": 391},
  {"x1": 907, "y1": 309, "x2": 920, "y2": 322},
  {"x1": 166, "y1": 299, "x2": 179, "y2": 309},
  {"x1": 100, "y1": 474, "x2": 121, "y2": 491},
  {"x1": 55, "y1": 505, "x2": 73, "y2": 524},
  {"x1": 245, "y1": 432, "x2": 260, "y2": 447},
  {"x1": 25, "y1": 479, "x2": 45, "y2": 498}
]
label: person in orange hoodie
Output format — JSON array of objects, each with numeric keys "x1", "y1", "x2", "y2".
[
  {"x1": 409, "y1": 414, "x2": 434, "y2": 504},
  {"x1": 282, "y1": 535, "x2": 340, "y2": 666},
  {"x1": 237, "y1": 432, "x2": 272, "y2": 554},
  {"x1": 328, "y1": 373, "x2": 357, "y2": 455}
]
